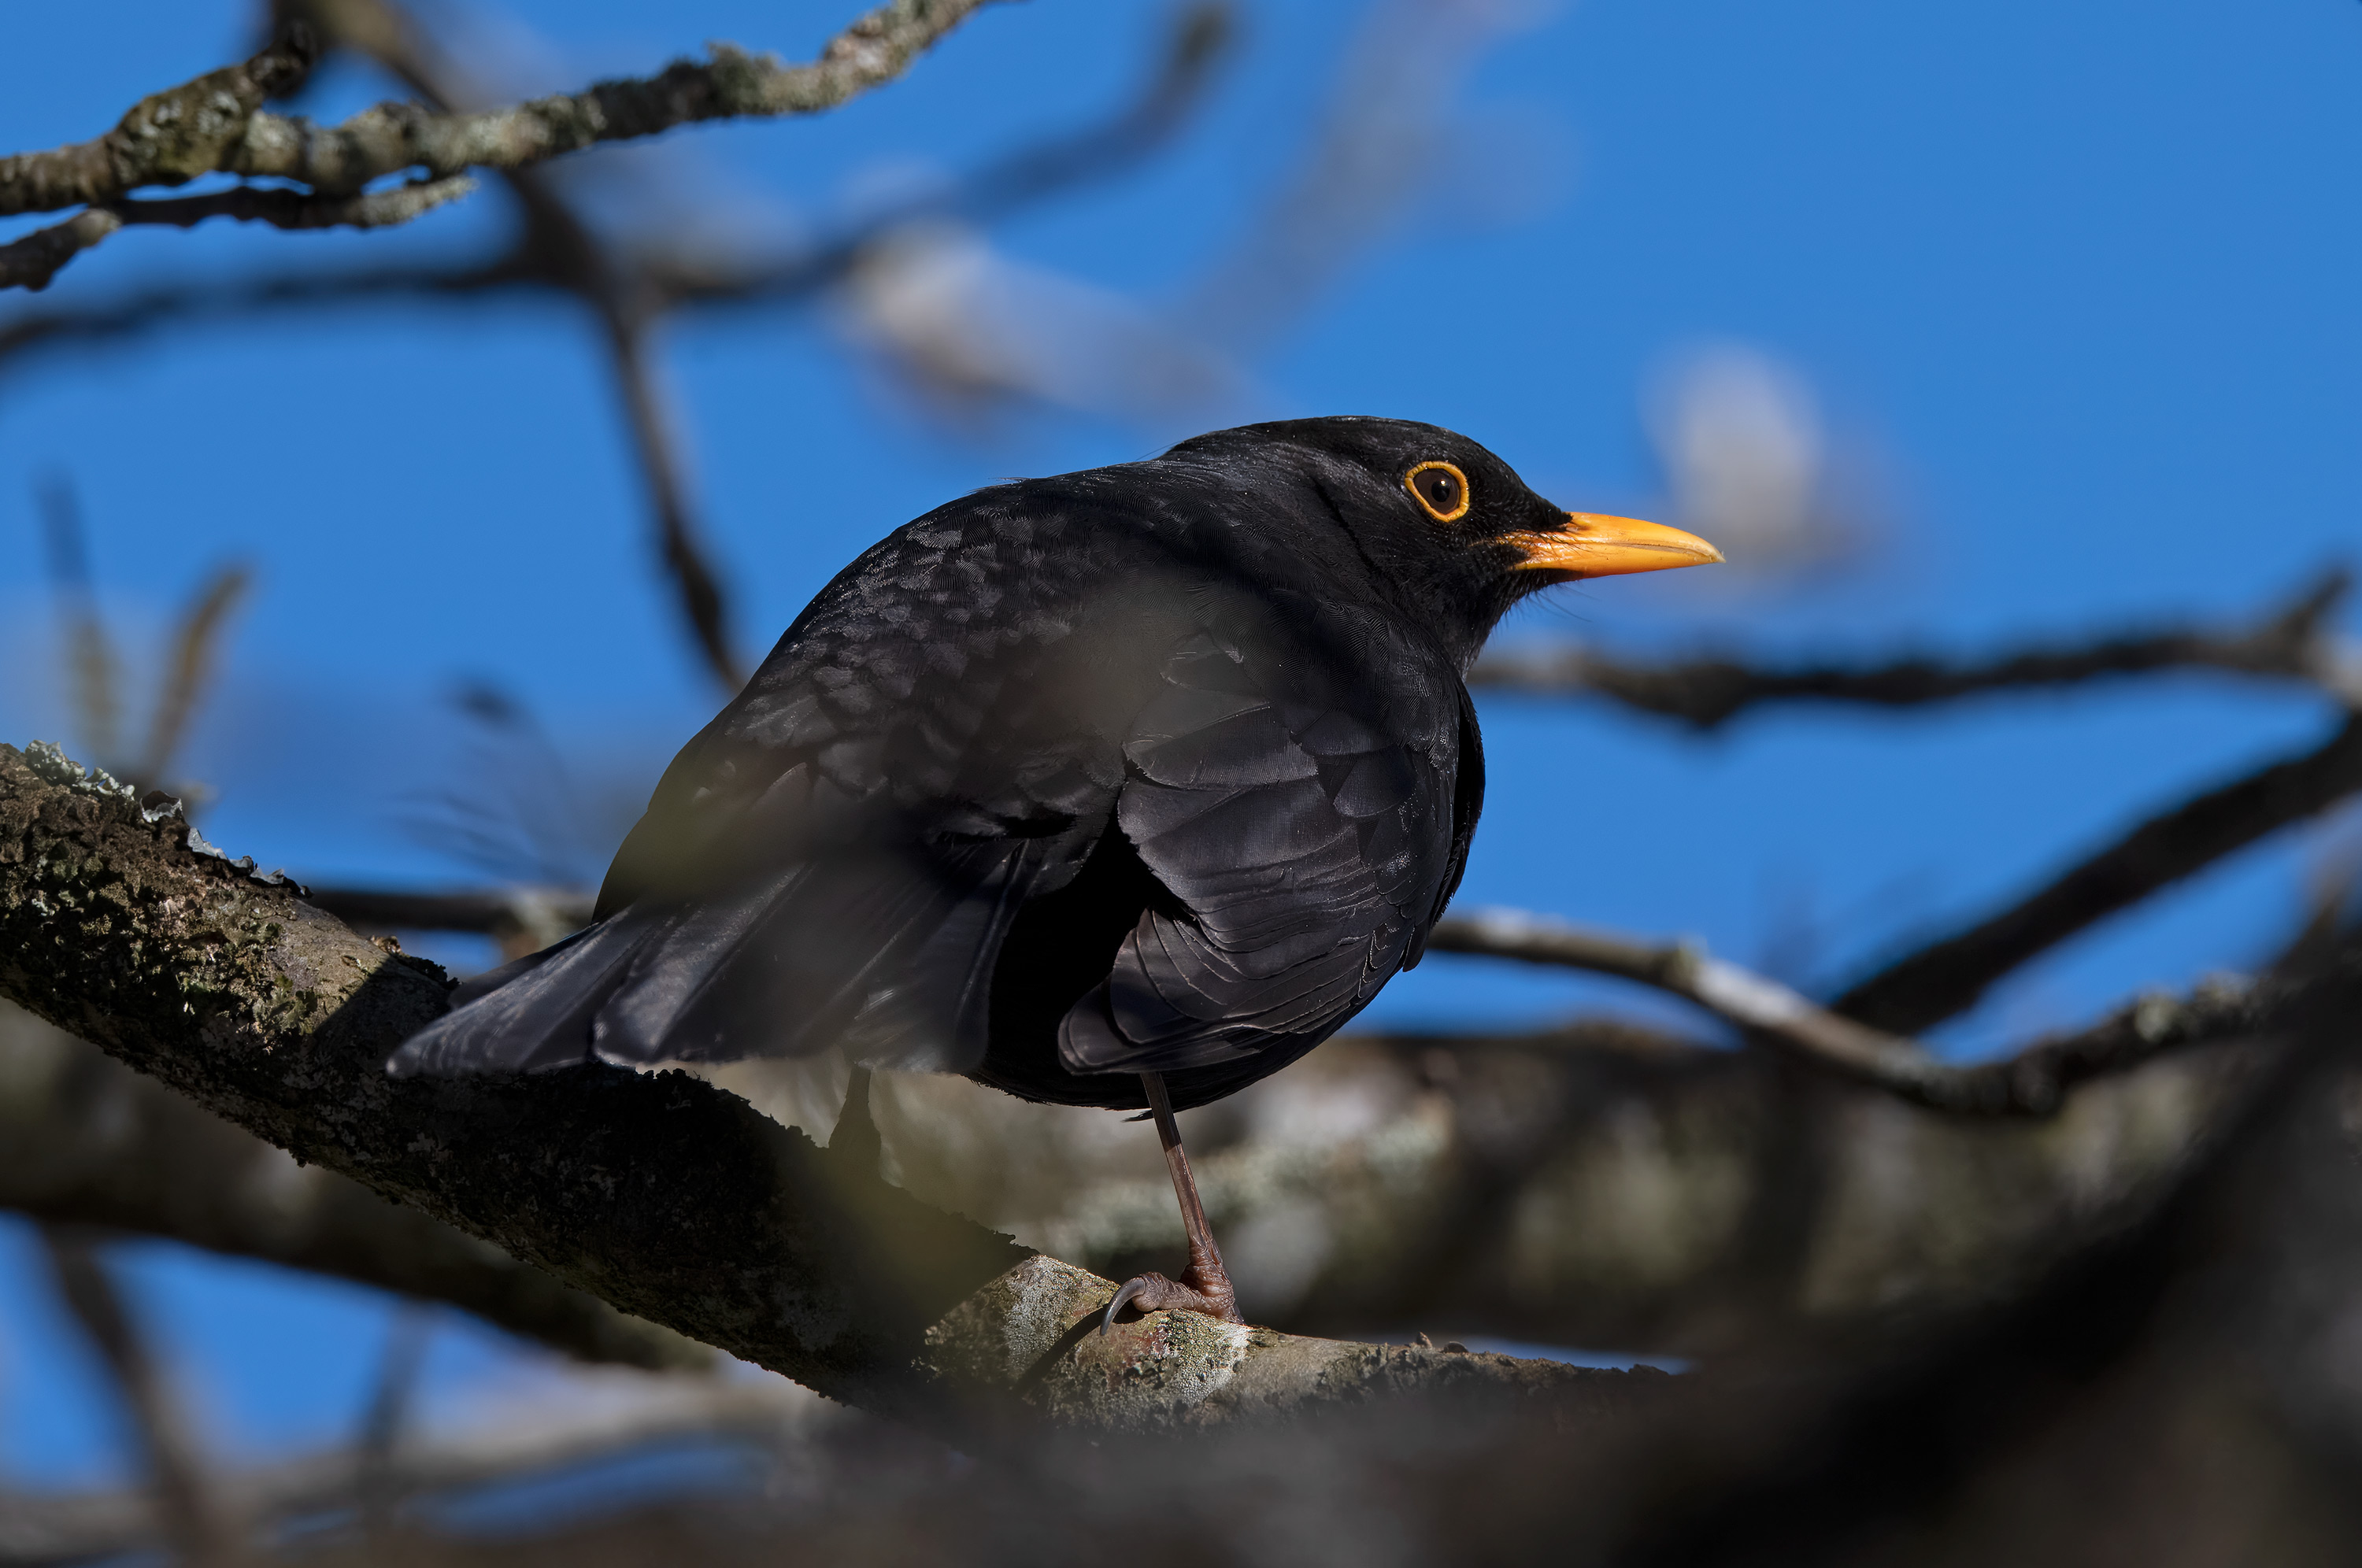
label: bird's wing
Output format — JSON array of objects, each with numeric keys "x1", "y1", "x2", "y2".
[
  {"x1": 392, "y1": 501, "x2": 1135, "y2": 1080},
  {"x1": 1057, "y1": 613, "x2": 1465, "y2": 1077}
]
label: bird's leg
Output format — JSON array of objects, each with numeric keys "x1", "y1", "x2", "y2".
[
  {"x1": 1101, "y1": 1072, "x2": 1246, "y2": 1333},
  {"x1": 827, "y1": 1063, "x2": 882, "y2": 1179}
]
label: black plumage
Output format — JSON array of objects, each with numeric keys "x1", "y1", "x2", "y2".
[{"x1": 389, "y1": 416, "x2": 1718, "y2": 1323}]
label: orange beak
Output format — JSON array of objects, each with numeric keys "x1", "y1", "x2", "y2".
[{"x1": 1507, "y1": 512, "x2": 1725, "y2": 579}]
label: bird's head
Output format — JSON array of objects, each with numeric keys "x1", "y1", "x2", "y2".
[{"x1": 1165, "y1": 416, "x2": 1723, "y2": 664}]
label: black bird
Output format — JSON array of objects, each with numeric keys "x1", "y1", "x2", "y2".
[{"x1": 389, "y1": 417, "x2": 1720, "y2": 1329}]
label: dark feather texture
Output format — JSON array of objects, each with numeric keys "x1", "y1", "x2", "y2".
[{"x1": 389, "y1": 417, "x2": 1582, "y2": 1111}]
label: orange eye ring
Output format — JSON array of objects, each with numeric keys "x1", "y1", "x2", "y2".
[{"x1": 1405, "y1": 460, "x2": 1471, "y2": 523}]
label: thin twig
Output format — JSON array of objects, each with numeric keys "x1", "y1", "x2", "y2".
[
  {"x1": 1469, "y1": 568, "x2": 2361, "y2": 726},
  {"x1": 1404, "y1": 942, "x2": 2271, "y2": 1115},
  {"x1": 356, "y1": 1303, "x2": 433, "y2": 1536},
  {"x1": 35, "y1": 473, "x2": 123, "y2": 768},
  {"x1": 37, "y1": 1226, "x2": 233, "y2": 1566},
  {"x1": 602, "y1": 301, "x2": 743, "y2": 690},
  {"x1": 136, "y1": 562, "x2": 253, "y2": 789},
  {"x1": 0, "y1": 177, "x2": 476, "y2": 291},
  {"x1": 1834, "y1": 715, "x2": 2362, "y2": 1034},
  {"x1": 1427, "y1": 908, "x2": 1938, "y2": 1088}
]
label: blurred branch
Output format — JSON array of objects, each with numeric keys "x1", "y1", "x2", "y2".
[
  {"x1": 1, "y1": 1001, "x2": 715, "y2": 1373},
  {"x1": 355, "y1": 1303, "x2": 432, "y2": 1535},
  {"x1": 1470, "y1": 568, "x2": 2361, "y2": 725},
  {"x1": 135, "y1": 561, "x2": 253, "y2": 789},
  {"x1": 306, "y1": 883, "x2": 594, "y2": 936},
  {"x1": 1835, "y1": 714, "x2": 2362, "y2": 1035},
  {"x1": 0, "y1": 1, "x2": 1001, "y2": 291},
  {"x1": 602, "y1": 302, "x2": 743, "y2": 689},
  {"x1": 0, "y1": 1367, "x2": 823, "y2": 1563},
  {"x1": 0, "y1": 743, "x2": 1632, "y2": 1437},
  {"x1": 35, "y1": 472, "x2": 123, "y2": 767},
  {"x1": 36, "y1": 1226, "x2": 232, "y2": 1566}
]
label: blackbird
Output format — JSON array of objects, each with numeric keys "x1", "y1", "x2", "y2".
[{"x1": 389, "y1": 416, "x2": 1720, "y2": 1329}]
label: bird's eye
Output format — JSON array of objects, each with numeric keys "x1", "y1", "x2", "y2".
[{"x1": 1405, "y1": 461, "x2": 1470, "y2": 523}]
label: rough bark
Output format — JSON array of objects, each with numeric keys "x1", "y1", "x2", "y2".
[{"x1": 0, "y1": 742, "x2": 1638, "y2": 1435}]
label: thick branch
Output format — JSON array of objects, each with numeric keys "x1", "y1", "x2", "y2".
[
  {"x1": 1835, "y1": 714, "x2": 2362, "y2": 1034},
  {"x1": 1469, "y1": 568, "x2": 2360, "y2": 727},
  {"x1": 0, "y1": 742, "x2": 1632, "y2": 1436}
]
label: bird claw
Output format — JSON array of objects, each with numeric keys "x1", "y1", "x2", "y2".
[
  {"x1": 1099, "y1": 1270, "x2": 1242, "y2": 1335},
  {"x1": 1101, "y1": 1276, "x2": 1154, "y2": 1336}
]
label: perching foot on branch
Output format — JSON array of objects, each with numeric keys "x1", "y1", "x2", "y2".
[{"x1": 1103, "y1": 1071, "x2": 1247, "y2": 1334}]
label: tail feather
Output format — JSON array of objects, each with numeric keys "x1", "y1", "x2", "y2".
[{"x1": 387, "y1": 837, "x2": 1064, "y2": 1079}]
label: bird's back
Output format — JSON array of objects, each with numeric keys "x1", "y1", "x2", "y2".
[{"x1": 390, "y1": 456, "x2": 1481, "y2": 1109}]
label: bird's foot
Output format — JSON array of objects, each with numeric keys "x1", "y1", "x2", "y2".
[{"x1": 1101, "y1": 1266, "x2": 1244, "y2": 1335}]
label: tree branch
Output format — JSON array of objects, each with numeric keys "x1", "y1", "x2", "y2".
[
  {"x1": 0, "y1": 26, "x2": 320, "y2": 216},
  {"x1": 0, "y1": 741, "x2": 1635, "y2": 1437},
  {"x1": 0, "y1": 0, "x2": 998, "y2": 293},
  {"x1": 1423, "y1": 909, "x2": 2274, "y2": 1114},
  {"x1": 37, "y1": 1226, "x2": 231, "y2": 1566},
  {"x1": 2, "y1": 3, "x2": 990, "y2": 215},
  {"x1": 0, "y1": 1366, "x2": 821, "y2": 1562},
  {"x1": 1468, "y1": 568, "x2": 2361, "y2": 727},
  {"x1": 0, "y1": 1001, "x2": 713, "y2": 1371},
  {"x1": 1427, "y1": 908, "x2": 1938, "y2": 1088},
  {"x1": 1834, "y1": 713, "x2": 2362, "y2": 1034}
]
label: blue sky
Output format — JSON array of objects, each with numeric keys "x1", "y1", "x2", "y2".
[{"x1": 2, "y1": 0, "x2": 2360, "y2": 1490}]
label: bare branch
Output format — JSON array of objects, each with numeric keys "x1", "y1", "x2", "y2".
[
  {"x1": 1469, "y1": 568, "x2": 2361, "y2": 726},
  {"x1": 0, "y1": 176, "x2": 477, "y2": 291},
  {"x1": 37, "y1": 1226, "x2": 232, "y2": 1566},
  {"x1": 1427, "y1": 908, "x2": 1939, "y2": 1088},
  {"x1": 0, "y1": 742, "x2": 1635, "y2": 1437},
  {"x1": 1835, "y1": 714, "x2": 2362, "y2": 1034},
  {"x1": 603, "y1": 305, "x2": 744, "y2": 690},
  {"x1": 1423, "y1": 908, "x2": 2270, "y2": 1114}
]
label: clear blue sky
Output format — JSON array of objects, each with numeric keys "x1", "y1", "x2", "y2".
[{"x1": 2, "y1": 0, "x2": 2359, "y2": 1490}]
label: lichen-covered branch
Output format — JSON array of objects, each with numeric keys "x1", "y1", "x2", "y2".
[
  {"x1": 1469, "y1": 568, "x2": 2361, "y2": 724},
  {"x1": 0, "y1": 27, "x2": 320, "y2": 216},
  {"x1": 0, "y1": 741, "x2": 1636, "y2": 1436},
  {"x1": 0, "y1": 1, "x2": 996, "y2": 293},
  {"x1": 2, "y1": 4, "x2": 988, "y2": 216}
]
